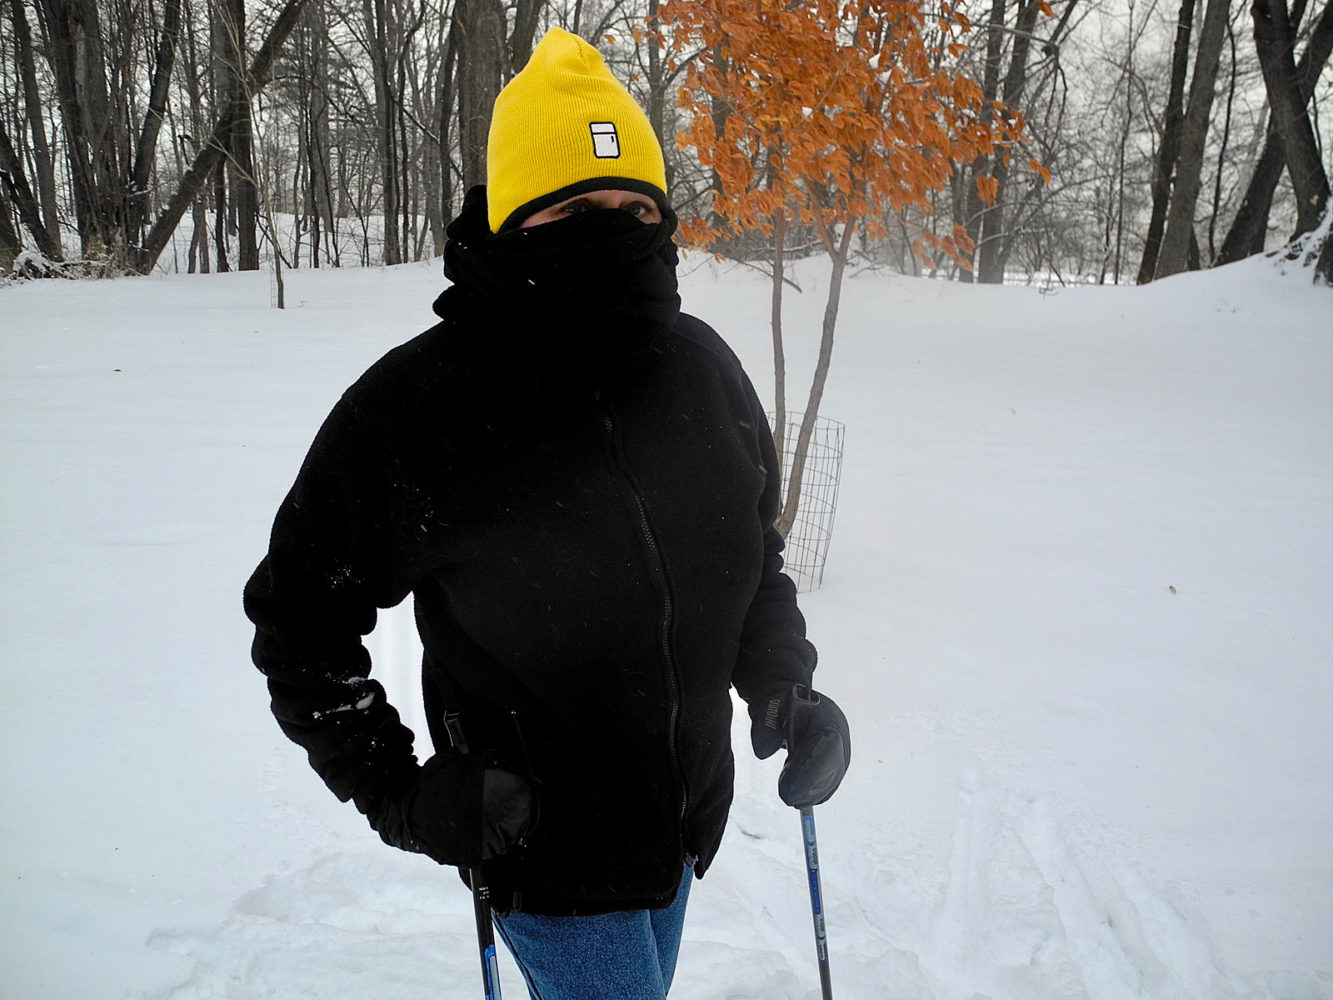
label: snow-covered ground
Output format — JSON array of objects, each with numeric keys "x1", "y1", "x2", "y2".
[{"x1": 1, "y1": 253, "x2": 1329, "y2": 1000}]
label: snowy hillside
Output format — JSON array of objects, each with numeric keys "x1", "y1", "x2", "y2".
[{"x1": 1, "y1": 254, "x2": 1329, "y2": 1000}]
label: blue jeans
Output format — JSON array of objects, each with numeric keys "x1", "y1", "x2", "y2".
[{"x1": 492, "y1": 865, "x2": 693, "y2": 1000}]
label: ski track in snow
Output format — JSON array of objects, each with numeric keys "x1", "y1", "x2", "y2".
[{"x1": 141, "y1": 731, "x2": 1297, "y2": 1000}]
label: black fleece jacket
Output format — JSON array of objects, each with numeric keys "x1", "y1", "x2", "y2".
[{"x1": 244, "y1": 303, "x2": 816, "y2": 915}]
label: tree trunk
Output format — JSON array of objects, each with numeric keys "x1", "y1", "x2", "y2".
[
  {"x1": 707, "y1": 36, "x2": 732, "y2": 233},
  {"x1": 978, "y1": 0, "x2": 1042, "y2": 284},
  {"x1": 1207, "y1": 15, "x2": 1238, "y2": 261},
  {"x1": 960, "y1": 0, "x2": 1007, "y2": 285},
  {"x1": 1252, "y1": 0, "x2": 1331, "y2": 236},
  {"x1": 400, "y1": 19, "x2": 418, "y2": 261},
  {"x1": 770, "y1": 207, "x2": 788, "y2": 470},
  {"x1": 130, "y1": 0, "x2": 311, "y2": 273},
  {"x1": 1138, "y1": 0, "x2": 1198, "y2": 283},
  {"x1": 126, "y1": 0, "x2": 183, "y2": 246},
  {"x1": 213, "y1": 158, "x2": 230, "y2": 271},
  {"x1": 777, "y1": 223, "x2": 854, "y2": 540},
  {"x1": 1155, "y1": 0, "x2": 1231, "y2": 279},
  {"x1": 365, "y1": 0, "x2": 401, "y2": 264},
  {"x1": 510, "y1": 0, "x2": 543, "y2": 72},
  {"x1": 1217, "y1": 0, "x2": 1331, "y2": 262},
  {"x1": 211, "y1": 0, "x2": 233, "y2": 270},
  {"x1": 0, "y1": 182, "x2": 21, "y2": 271},
  {"x1": 0, "y1": 121, "x2": 64, "y2": 260},
  {"x1": 644, "y1": 0, "x2": 672, "y2": 192},
  {"x1": 179, "y1": 0, "x2": 210, "y2": 273},
  {"x1": 222, "y1": 0, "x2": 259, "y2": 270},
  {"x1": 1317, "y1": 200, "x2": 1333, "y2": 283},
  {"x1": 73, "y1": 0, "x2": 120, "y2": 253},
  {"x1": 438, "y1": 20, "x2": 458, "y2": 238},
  {"x1": 454, "y1": 0, "x2": 505, "y2": 190},
  {"x1": 190, "y1": 197, "x2": 210, "y2": 273},
  {"x1": 1109, "y1": 0, "x2": 1138, "y2": 283},
  {"x1": 293, "y1": 11, "x2": 312, "y2": 264},
  {"x1": 305, "y1": 0, "x2": 338, "y2": 265},
  {"x1": 416, "y1": 14, "x2": 443, "y2": 256},
  {"x1": 9, "y1": 0, "x2": 62, "y2": 256},
  {"x1": 40, "y1": 0, "x2": 122, "y2": 256}
]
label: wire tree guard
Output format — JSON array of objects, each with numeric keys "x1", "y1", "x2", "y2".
[{"x1": 770, "y1": 412, "x2": 845, "y2": 592}]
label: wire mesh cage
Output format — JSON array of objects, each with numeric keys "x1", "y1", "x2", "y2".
[{"x1": 769, "y1": 411, "x2": 845, "y2": 592}]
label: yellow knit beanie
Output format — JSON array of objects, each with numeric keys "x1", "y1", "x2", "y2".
[{"x1": 486, "y1": 27, "x2": 668, "y2": 233}]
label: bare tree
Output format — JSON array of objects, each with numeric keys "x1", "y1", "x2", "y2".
[
  {"x1": 364, "y1": 0, "x2": 401, "y2": 263},
  {"x1": 218, "y1": 0, "x2": 260, "y2": 268},
  {"x1": 0, "y1": 119, "x2": 63, "y2": 259},
  {"x1": 124, "y1": 0, "x2": 183, "y2": 251},
  {"x1": 511, "y1": 0, "x2": 543, "y2": 70},
  {"x1": 178, "y1": 0, "x2": 211, "y2": 273},
  {"x1": 949, "y1": 0, "x2": 1081, "y2": 284},
  {"x1": 1250, "y1": 0, "x2": 1330, "y2": 235},
  {"x1": 0, "y1": 181, "x2": 21, "y2": 270},
  {"x1": 437, "y1": 14, "x2": 459, "y2": 238},
  {"x1": 8, "y1": 0, "x2": 62, "y2": 257},
  {"x1": 1155, "y1": 0, "x2": 1231, "y2": 279},
  {"x1": 132, "y1": 0, "x2": 313, "y2": 273},
  {"x1": 961, "y1": 0, "x2": 1047, "y2": 283},
  {"x1": 453, "y1": 0, "x2": 505, "y2": 188},
  {"x1": 1217, "y1": 0, "x2": 1333, "y2": 261},
  {"x1": 1138, "y1": 0, "x2": 1199, "y2": 282},
  {"x1": 6, "y1": 0, "x2": 1322, "y2": 282},
  {"x1": 1319, "y1": 201, "x2": 1333, "y2": 282},
  {"x1": 37, "y1": 0, "x2": 123, "y2": 258}
]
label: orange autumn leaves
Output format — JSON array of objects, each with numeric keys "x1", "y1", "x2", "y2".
[{"x1": 657, "y1": 0, "x2": 1037, "y2": 269}]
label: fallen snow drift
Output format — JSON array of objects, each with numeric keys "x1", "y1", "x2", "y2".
[{"x1": 1, "y1": 254, "x2": 1329, "y2": 1000}]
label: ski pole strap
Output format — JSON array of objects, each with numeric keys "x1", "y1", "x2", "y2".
[
  {"x1": 800, "y1": 805, "x2": 834, "y2": 1000},
  {"x1": 433, "y1": 685, "x2": 499, "y2": 998}
]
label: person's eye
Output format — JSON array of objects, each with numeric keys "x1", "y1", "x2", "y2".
[{"x1": 559, "y1": 200, "x2": 591, "y2": 215}]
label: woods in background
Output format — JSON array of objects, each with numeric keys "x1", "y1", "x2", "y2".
[{"x1": 1, "y1": 0, "x2": 1330, "y2": 283}]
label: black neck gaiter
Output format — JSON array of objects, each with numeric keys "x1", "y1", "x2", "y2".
[{"x1": 435, "y1": 185, "x2": 681, "y2": 390}]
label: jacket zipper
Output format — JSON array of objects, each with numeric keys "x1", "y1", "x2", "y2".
[{"x1": 595, "y1": 391, "x2": 691, "y2": 843}]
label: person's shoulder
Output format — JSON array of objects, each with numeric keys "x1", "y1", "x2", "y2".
[
  {"x1": 671, "y1": 312, "x2": 748, "y2": 378},
  {"x1": 297, "y1": 320, "x2": 455, "y2": 456},
  {"x1": 340, "y1": 321, "x2": 453, "y2": 415}
]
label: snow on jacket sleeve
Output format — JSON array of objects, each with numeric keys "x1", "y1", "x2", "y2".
[{"x1": 243, "y1": 387, "x2": 419, "y2": 823}]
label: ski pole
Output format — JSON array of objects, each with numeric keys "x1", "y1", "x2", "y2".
[
  {"x1": 800, "y1": 805, "x2": 834, "y2": 1000},
  {"x1": 442, "y1": 707, "x2": 503, "y2": 1000},
  {"x1": 468, "y1": 866, "x2": 502, "y2": 1000}
]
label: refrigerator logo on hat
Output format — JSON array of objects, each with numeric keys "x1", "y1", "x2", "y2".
[{"x1": 590, "y1": 122, "x2": 620, "y2": 159}]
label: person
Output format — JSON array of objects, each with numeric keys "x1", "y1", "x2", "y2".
[{"x1": 243, "y1": 26, "x2": 850, "y2": 1000}]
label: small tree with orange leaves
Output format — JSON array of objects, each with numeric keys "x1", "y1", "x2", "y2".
[{"x1": 658, "y1": 0, "x2": 1028, "y2": 540}]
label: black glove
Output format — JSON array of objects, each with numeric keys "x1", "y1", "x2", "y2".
[
  {"x1": 478, "y1": 768, "x2": 537, "y2": 860},
  {"x1": 749, "y1": 683, "x2": 851, "y2": 807},
  {"x1": 368, "y1": 753, "x2": 535, "y2": 867}
]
